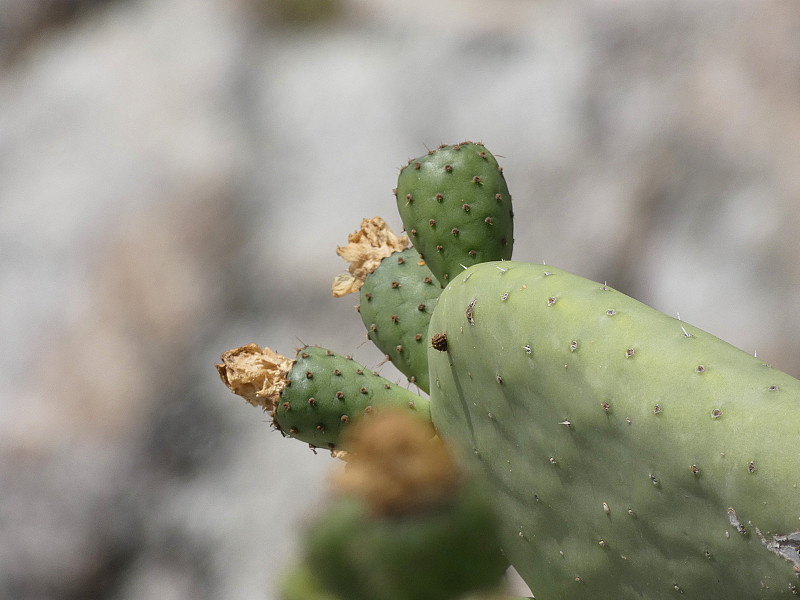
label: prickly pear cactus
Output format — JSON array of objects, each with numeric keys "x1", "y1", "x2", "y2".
[
  {"x1": 301, "y1": 411, "x2": 508, "y2": 600},
  {"x1": 395, "y1": 142, "x2": 513, "y2": 286},
  {"x1": 217, "y1": 344, "x2": 429, "y2": 451},
  {"x1": 427, "y1": 261, "x2": 800, "y2": 599},
  {"x1": 357, "y1": 247, "x2": 440, "y2": 392}
]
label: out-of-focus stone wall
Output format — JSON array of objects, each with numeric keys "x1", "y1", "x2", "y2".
[{"x1": 1, "y1": 0, "x2": 798, "y2": 598}]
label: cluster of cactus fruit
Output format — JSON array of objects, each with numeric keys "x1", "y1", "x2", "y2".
[{"x1": 217, "y1": 141, "x2": 800, "y2": 599}]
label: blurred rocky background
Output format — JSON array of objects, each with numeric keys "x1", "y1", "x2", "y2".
[{"x1": 1, "y1": 0, "x2": 799, "y2": 598}]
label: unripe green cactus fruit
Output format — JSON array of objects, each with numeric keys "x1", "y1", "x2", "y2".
[
  {"x1": 428, "y1": 261, "x2": 800, "y2": 599},
  {"x1": 358, "y1": 247, "x2": 440, "y2": 393},
  {"x1": 334, "y1": 217, "x2": 440, "y2": 393},
  {"x1": 395, "y1": 142, "x2": 513, "y2": 286},
  {"x1": 302, "y1": 412, "x2": 507, "y2": 600},
  {"x1": 217, "y1": 344, "x2": 429, "y2": 451}
]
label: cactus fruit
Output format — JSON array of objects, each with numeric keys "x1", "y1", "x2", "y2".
[
  {"x1": 302, "y1": 411, "x2": 508, "y2": 600},
  {"x1": 334, "y1": 218, "x2": 440, "y2": 392},
  {"x1": 217, "y1": 344, "x2": 430, "y2": 451},
  {"x1": 356, "y1": 247, "x2": 440, "y2": 392},
  {"x1": 395, "y1": 142, "x2": 513, "y2": 287},
  {"x1": 427, "y1": 261, "x2": 800, "y2": 599}
]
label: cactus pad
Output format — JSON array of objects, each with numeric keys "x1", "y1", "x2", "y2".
[{"x1": 428, "y1": 261, "x2": 800, "y2": 599}]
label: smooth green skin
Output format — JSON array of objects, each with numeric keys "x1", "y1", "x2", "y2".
[
  {"x1": 304, "y1": 482, "x2": 508, "y2": 600},
  {"x1": 428, "y1": 261, "x2": 800, "y2": 599},
  {"x1": 396, "y1": 143, "x2": 513, "y2": 287},
  {"x1": 274, "y1": 346, "x2": 430, "y2": 450},
  {"x1": 359, "y1": 247, "x2": 441, "y2": 393}
]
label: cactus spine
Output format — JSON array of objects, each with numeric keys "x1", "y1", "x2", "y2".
[{"x1": 428, "y1": 261, "x2": 800, "y2": 599}]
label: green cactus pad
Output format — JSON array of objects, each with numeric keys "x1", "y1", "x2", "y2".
[
  {"x1": 428, "y1": 261, "x2": 800, "y2": 599},
  {"x1": 275, "y1": 346, "x2": 429, "y2": 450},
  {"x1": 358, "y1": 247, "x2": 440, "y2": 393},
  {"x1": 395, "y1": 142, "x2": 513, "y2": 286}
]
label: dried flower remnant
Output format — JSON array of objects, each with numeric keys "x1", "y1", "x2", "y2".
[
  {"x1": 216, "y1": 343, "x2": 294, "y2": 412},
  {"x1": 332, "y1": 217, "x2": 409, "y2": 297}
]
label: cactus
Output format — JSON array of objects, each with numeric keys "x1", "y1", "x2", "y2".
[
  {"x1": 217, "y1": 140, "x2": 800, "y2": 599},
  {"x1": 355, "y1": 246, "x2": 440, "y2": 392},
  {"x1": 217, "y1": 344, "x2": 429, "y2": 451},
  {"x1": 334, "y1": 217, "x2": 439, "y2": 392},
  {"x1": 427, "y1": 260, "x2": 800, "y2": 599},
  {"x1": 300, "y1": 411, "x2": 508, "y2": 600},
  {"x1": 395, "y1": 142, "x2": 513, "y2": 287}
]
